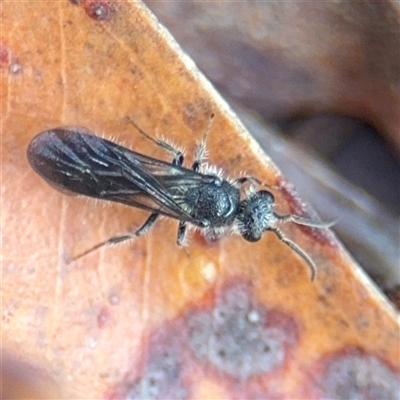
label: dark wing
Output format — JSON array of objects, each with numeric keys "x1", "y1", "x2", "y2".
[{"x1": 26, "y1": 127, "x2": 213, "y2": 222}]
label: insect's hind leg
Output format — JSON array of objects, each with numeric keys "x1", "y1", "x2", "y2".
[
  {"x1": 105, "y1": 212, "x2": 160, "y2": 243},
  {"x1": 191, "y1": 114, "x2": 215, "y2": 172},
  {"x1": 128, "y1": 117, "x2": 184, "y2": 166},
  {"x1": 70, "y1": 212, "x2": 160, "y2": 262}
]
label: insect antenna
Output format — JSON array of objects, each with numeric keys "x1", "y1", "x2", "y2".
[
  {"x1": 270, "y1": 212, "x2": 334, "y2": 280},
  {"x1": 275, "y1": 213, "x2": 336, "y2": 228},
  {"x1": 270, "y1": 227, "x2": 317, "y2": 281}
]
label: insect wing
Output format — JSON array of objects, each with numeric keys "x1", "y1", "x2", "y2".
[{"x1": 27, "y1": 128, "x2": 199, "y2": 221}]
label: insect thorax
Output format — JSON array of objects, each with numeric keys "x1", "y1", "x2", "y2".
[{"x1": 174, "y1": 179, "x2": 240, "y2": 228}]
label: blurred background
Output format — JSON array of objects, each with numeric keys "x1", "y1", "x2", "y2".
[{"x1": 145, "y1": 0, "x2": 400, "y2": 301}]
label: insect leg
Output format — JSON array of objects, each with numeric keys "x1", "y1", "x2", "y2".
[
  {"x1": 128, "y1": 117, "x2": 184, "y2": 166},
  {"x1": 269, "y1": 227, "x2": 316, "y2": 281},
  {"x1": 70, "y1": 212, "x2": 160, "y2": 262},
  {"x1": 175, "y1": 115, "x2": 215, "y2": 244},
  {"x1": 107, "y1": 212, "x2": 160, "y2": 243},
  {"x1": 192, "y1": 114, "x2": 215, "y2": 172},
  {"x1": 134, "y1": 212, "x2": 160, "y2": 236},
  {"x1": 233, "y1": 176, "x2": 262, "y2": 187},
  {"x1": 176, "y1": 221, "x2": 187, "y2": 245}
]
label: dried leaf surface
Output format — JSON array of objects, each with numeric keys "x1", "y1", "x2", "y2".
[{"x1": 2, "y1": 1, "x2": 399, "y2": 398}]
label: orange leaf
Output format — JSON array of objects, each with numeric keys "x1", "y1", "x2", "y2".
[{"x1": 2, "y1": 1, "x2": 399, "y2": 398}]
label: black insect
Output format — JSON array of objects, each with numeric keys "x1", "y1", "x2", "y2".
[{"x1": 27, "y1": 122, "x2": 330, "y2": 280}]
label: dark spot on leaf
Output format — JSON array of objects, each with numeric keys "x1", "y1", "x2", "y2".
[
  {"x1": 309, "y1": 347, "x2": 400, "y2": 398},
  {"x1": 0, "y1": 43, "x2": 11, "y2": 68},
  {"x1": 186, "y1": 280, "x2": 299, "y2": 379},
  {"x1": 84, "y1": 0, "x2": 115, "y2": 21},
  {"x1": 109, "y1": 321, "x2": 190, "y2": 400},
  {"x1": 97, "y1": 307, "x2": 111, "y2": 328}
]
